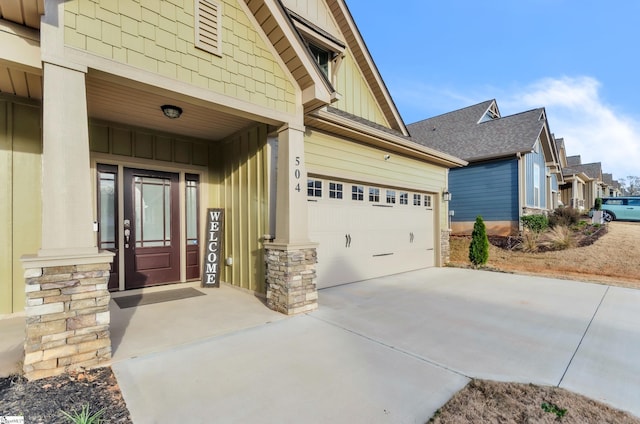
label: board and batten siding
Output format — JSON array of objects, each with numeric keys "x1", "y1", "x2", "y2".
[
  {"x1": 0, "y1": 98, "x2": 42, "y2": 314},
  {"x1": 333, "y1": 51, "x2": 389, "y2": 127},
  {"x1": 304, "y1": 129, "x2": 447, "y2": 228},
  {"x1": 449, "y1": 158, "x2": 519, "y2": 223},
  {"x1": 524, "y1": 141, "x2": 547, "y2": 209},
  {"x1": 216, "y1": 124, "x2": 270, "y2": 294}
]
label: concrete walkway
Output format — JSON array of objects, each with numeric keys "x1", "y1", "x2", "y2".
[{"x1": 111, "y1": 268, "x2": 640, "y2": 423}]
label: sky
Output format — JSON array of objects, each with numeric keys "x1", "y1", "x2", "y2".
[{"x1": 345, "y1": 1, "x2": 640, "y2": 182}]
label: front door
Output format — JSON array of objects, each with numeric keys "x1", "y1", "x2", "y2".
[{"x1": 123, "y1": 168, "x2": 180, "y2": 289}]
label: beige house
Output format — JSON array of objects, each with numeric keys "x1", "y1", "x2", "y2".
[{"x1": 0, "y1": 0, "x2": 464, "y2": 379}]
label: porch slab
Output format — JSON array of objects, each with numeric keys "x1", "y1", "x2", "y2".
[
  {"x1": 110, "y1": 282, "x2": 286, "y2": 362},
  {"x1": 0, "y1": 315, "x2": 25, "y2": 377}
]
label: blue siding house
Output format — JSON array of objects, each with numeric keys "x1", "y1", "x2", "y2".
[{"x1": 409, "y1": 100, "x2": 562, "y2": 235}]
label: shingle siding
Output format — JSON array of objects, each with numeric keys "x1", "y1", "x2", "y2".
[{"x1": 449, "y1": 159, "x2": 519, "y2": 222}]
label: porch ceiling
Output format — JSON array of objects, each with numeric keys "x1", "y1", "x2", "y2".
[
  {"x1": 0, "y1": 64, "x2": 42, "y2": 100},
  {"x1": 86, "y1": 75, "x2": 257, "y2": 141},
  {"x1": 0, "y1": 0, "x2": 43, "y2": 29}
]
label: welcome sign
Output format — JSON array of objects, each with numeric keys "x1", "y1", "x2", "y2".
[{"x1": 202, "y1": 208, "x2": 224, "y2": 287}]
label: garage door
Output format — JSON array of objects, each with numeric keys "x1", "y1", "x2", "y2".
[{"x1": 308, "y1": 178, "x2": 435, "y2": 289}]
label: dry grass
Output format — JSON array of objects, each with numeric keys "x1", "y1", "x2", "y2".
[
  {"x1": 450, "y1": 221, "x2": 640, "y2": 290},
  {"x1": 430, "y1": 380, "x2": 640, "y2": 424},
  {"x1": 438, "y1": 222, "x2": 640, "y2": 423}
]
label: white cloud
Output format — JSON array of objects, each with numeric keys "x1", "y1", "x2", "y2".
[{"x1": 501, "y1": 76, "x2": 640, "y2": 181}]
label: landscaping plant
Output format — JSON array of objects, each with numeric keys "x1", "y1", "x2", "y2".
[
  {"x1": 468, "y1": 216, "x2": 489, "y2": 267},
  {"x1": 520, "y1": 214, "x2": 549, "y2": 233},
  {"x1": 61, "y1": 404, "x2": 105, "y2": 424}
]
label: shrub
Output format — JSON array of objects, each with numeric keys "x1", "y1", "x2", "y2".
[
  {"x1": 469, "y1": 216, "x2": 489, "y2": 267},
  {"x1": 594, "y1": 197, "x2": 602, "y2": 211},
  {"x1": 545, "y1": 225, "x2": 575, "y2": 250},
  {"x1": 521, "y1": 214, "x2": 548, "y2": 233},
  {"x1": 518, "y1": 231, "x2": 540, "y2": 253},
  {"x1": 549, "y1": 207, "x2": 581, "y2": 228}
]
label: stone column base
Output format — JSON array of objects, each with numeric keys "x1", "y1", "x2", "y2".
[
  {"x1": 21, "y1": 253, "x2": 113, "y2": 380},
  {"x1": 440, "y1": 229, "x2": 451, "y2": 265},
  {"x1": 265, "y1": 244, "x2": 318, "y2": 315}
]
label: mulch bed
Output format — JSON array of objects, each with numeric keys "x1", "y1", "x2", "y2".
[
  {"x1": 483, "y1": 224, "x2": 608, "y2": 252},
  {"x1": 0, "y1": 367, "x2": 131, "y2": 423}
]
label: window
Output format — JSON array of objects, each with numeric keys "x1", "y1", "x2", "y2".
[
  {"x1": 97, "y1": 166, "x2": 118, "y2": 250},
  {"x1": 369, "y1": 187, "x2": 380, "y2": 202},
  {"x1": 352, "y1": 185, "x2": 364, "y2": 201},
  {"x1": 195, "y1": 0, "x2": 222, "y2": 57},
  {"x1": 329, "y1": 182, "x2": 343, "y2": 199},
  {"x1": 424, "y1": 195, "x2": 432, "y2": 208},
  {"x1": 413, "y1": 194, "x2": 421, "y2": 206},
  {"x1": 309, "y1": 43, "x2": 329, "y2": 78},
  {"x1": 308, "y1": 179, "x2": 322, "y2": 197},
  {"x1": 186, "y1": 175, "x2": 199, "y2": 246},
  {"x1": 399, "y1": 192, "x2": 408, "y2": 205},
  {"x1": 386, "y1": 190, "x2": 396, "y2": 204}
]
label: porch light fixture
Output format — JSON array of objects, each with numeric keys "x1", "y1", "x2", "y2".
[
  {"x1": 161, "y1": 104, "x2": 183, "y2": 119},
  {"x1": 443, "y1": 191, "x2": 452, "y2": 201}
]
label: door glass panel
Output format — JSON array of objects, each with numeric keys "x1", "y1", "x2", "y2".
[
  {"x1": 98, "y1": 171, "x2": 116, "y2": 249},
  {"x1": 186, "y1": 176, "x2": 199, "y2": 245},
  {"x1": 134, "y1": 176, "x2": 172, "y2": 247}
]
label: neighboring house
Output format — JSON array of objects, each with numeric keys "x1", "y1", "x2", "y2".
[
  {"x1": 408, "y1": 100, "x2": 561, "y2": 236},
  {"x1": 556, "y1": 138, "x2": 589, "y2": 210},
  {"x1": 603, "y1": 173, "x2": 622, "y2": 197},
  {"x1": 563, "y1": 156, "x2": 606, "y2": 210},
  {"x1": 0, "y1": 0, "x2": 465, "y2": 378}
]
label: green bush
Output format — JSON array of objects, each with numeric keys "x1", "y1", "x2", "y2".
[
  {"x1": 594, "y1": 197, "x2": 602, "y2": 211},
  {"x1": 521, "y1": 214, "x2": 548, "y2": 233},
  {"x1": 469, "y1": 216, "x2": 489, "y2": 267},
  {"x1": 548, "y1": 207, "x2": 581, "y2": 228}
]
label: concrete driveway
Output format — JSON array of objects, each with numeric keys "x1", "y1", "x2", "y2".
[{"x1": 112, "y1": 268, "x2": 640, "y2": 423}]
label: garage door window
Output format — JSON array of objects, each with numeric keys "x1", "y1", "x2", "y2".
[
  {"x1": 369, "y1": 187, "x2": 380, "y2": 202},
  {"x1": 329, "y1": 182, "x2": 343, "y2": 199},
  {"x1": 386, "y1": 190, "x2": 396, "y2": 204},
  {"x1": 399, "y1": 192, "x2": 408, "y2": 205},
  {"x1": 308, "y1": 179, "x2": 322, "y2": 197},
  {"x1": 413, "y1": 194, "x2": 421, "y2": 206},
  {"x1": 424, "y1": 195, "x2": 432, "y2": 208},
  {"x1": 352, "y1": 185, "x2": 364, "y2": 201}
]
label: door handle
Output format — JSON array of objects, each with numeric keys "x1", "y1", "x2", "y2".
[
  {"x1": 124, "y1": 219, "x2": 131, "y2": 248},
  {"x1": 345, "y1": 234, "x2": 352, "y2": 248}
]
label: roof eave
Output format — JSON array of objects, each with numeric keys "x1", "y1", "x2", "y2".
[{"x1": 308, "y1": 108, "x2": 467, "y2": 168}]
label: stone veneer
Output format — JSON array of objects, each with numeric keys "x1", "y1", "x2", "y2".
[
  {"x1": 440, "y1": 229, "x2": 451, "y2": 265},
  {"x1": 22, "y1": 263, "x2": 111, "y2": 380},
  {"x1": 265, "y1": 246, "x2": 318, "y2": 315}
]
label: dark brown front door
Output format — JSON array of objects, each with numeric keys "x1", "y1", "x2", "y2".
[{"x1": 124, "y1": 168, "x2": 180, "y2": 289}]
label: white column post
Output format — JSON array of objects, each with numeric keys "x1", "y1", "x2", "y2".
[
  {"x1": 273, "y1": 124, "x2": 310, "y2": 245},
  {"x1": 38, "y1": 62, "x2": 97, "y2": 257}
]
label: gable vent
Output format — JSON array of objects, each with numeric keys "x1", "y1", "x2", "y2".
[{"x1": 195, "y1": 0, "x2": 222, "y2": 56}]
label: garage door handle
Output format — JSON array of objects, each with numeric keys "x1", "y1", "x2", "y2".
[
  {"x1": 410, "y1": 232, "x2": 414, "y2": 243},
  {"x1": 345, "y1": 234, "x2": 352, "y2": 248}
]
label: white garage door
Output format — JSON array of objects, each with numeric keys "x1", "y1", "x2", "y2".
[{"x1": 308, "y1": 178, "x2": 435, "y2": 289}]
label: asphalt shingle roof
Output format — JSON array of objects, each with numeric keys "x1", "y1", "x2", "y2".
[
  {"x1": 566, "y1": 162, "x2": 602, "y2": 179},
  {"x1": 407, "y1": 100, "x2": 547, "y2": 162}
]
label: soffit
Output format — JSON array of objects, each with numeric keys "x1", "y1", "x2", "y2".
[
  {"x1": 86, "y1": 75, "x2": 256, "y2": 141},
  {"x1": 0, "y1": 64, "x2": 42, "y2": 99},
  {"x1": 0, "y1": 0, "x2": 43, "y2": 29}
]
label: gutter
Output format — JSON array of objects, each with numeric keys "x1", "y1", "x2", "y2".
[{"x1": 309, "y1": 108, "x2": 467, "y2": 168}]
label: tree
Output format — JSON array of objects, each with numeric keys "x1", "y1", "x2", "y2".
[
  {"x1": 469, "y1": 216, "x2": 489, "y2": 267},
  {"x1": 620, "y1": 176, "x2": 640, "y2": 195}
]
